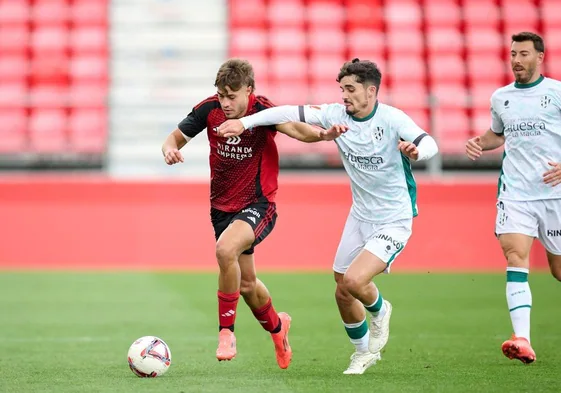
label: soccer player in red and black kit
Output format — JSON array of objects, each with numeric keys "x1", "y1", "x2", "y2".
[{"x1": 161, "y1": 59, "x2": 345, "y2": 369}]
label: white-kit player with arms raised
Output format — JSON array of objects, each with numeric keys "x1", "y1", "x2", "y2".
[
  {"x1": 466, "y1": 32, "x2": 561, "y2": 364},
  {"x1": 217, "y1": 58, "x2": 439, "y2": 375}
]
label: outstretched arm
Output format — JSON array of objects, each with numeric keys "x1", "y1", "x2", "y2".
[
  {"x1": 276, "y1": 122, "x2": 347, "y2": 142},
  {"x1": 217, "y1": 105, "x2": 325, "y2": 138}
]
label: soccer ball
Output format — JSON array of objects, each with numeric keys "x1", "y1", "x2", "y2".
[{"x1": 127, "y1": 336, "x2": 171, "y2": 377}]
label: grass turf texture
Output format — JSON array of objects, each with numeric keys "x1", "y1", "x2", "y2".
[{"x1": 1, "y1": 272, "x2": 559, "y2": 393}]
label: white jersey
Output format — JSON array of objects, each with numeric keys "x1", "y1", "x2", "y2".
[
  {"x1": 301, "y1": 102, "x2": 427, "y2": 223},
  {"x1": 491, "y1": 75, "x2": 561, "y2": 201}
]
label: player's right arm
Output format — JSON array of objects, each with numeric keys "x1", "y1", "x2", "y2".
[
  {"x1": 466, "y1": 100, "x2": 506, "y2": 160},
  {"x1": 217, "y1": 105, "x2": 330, "y2": 137},
  {"x1": 162, "y1": 97, "x2": 215, "y2": 165}
]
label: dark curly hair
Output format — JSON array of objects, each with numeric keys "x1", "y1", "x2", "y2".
[{"x1": 337, "y1": 58, "x2": 382, "y2": 92}]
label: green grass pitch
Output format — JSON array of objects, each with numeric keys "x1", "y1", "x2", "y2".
[{"x1": 1, "y1": 272, "x2": 559, "y2": 393}]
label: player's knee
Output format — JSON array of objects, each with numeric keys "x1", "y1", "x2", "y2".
[
  {"x1": 215, "y1": 241, "x2": 237, "y2": 265},
  {"x1": 335, "y1": 283, "x2": 354, "y2": 306},
  {"x1": 504, "y1": 249, "x2": 528, "y2": 268},
  {"x1": 240, "y1": 277, "x2": 257, "y2": 296},
  {"x1": 342, "y1": 274, "x2": 365, "y2": 297}
]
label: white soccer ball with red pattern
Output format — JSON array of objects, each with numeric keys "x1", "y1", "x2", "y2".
[{"x1": 127, "y1": 336, "x2": 171, "y2": 377}]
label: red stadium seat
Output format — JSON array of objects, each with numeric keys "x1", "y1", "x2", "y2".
[
  {"x1": 384, "y1": 1, "x2": 422, "y2": 30},
  {"x1": 309, "y1": 81, "x2": 343, "y2": 105},
  {"x1": 68, "y1": 109, "x2": 107, "y2": 152},
  {"x1": 345, "y1": 0, "x2": 383, "y2": 30},
  {"x1": 426, "y1": 27, "x2": 464, "y2": 55},
  {"x1": 424, "y1": 1, "x2": 461, "y2": 28},
  {"x1": 307, "y1": 1, "x2": 345, "y2": 28},
  {"x1": 544, "y1": 29, "x2": 561, "y2": 54},
  {"x1": 0, "y1": 56, "x2": 28, "y2": 82},
  {"x1": 71, "y1": 0, "x2": 108, "y2": 26},
  {"x1": 28, "y1": 109, "x2": 67, "y2": 152},
  {"x1": 472, "y1": 108, "x2": 492, "y2": 134},
  {"x1": 0, "y1": 83, "x2": 27, "y2": 108},
  {"x1": 31, "y1": 0, "x2": 70, "y2": 25},
  {"x1": 230, "y1": 28, "x2": 267, "y2": 55},
  {"x1": 269, "y1": 28, "x2": 306, "y2": 55},
  {"x1": 386, "y1": 84, "x2": 429, "y2": 110},
  {"x1": 269, "y1": 55, "x2": 308, "y2": 81},
  {"x1": 229, "y1": 0, "x2": 267, "y2": 28},
  {"x1": 29, "y1": 54, "x2": 69, "y2": 85},
  {"x1": 542, "y1": 0, "x2": 561, "y2": 29},
  {"x1": 70, "y1": 26, "x2": 108, "y2": 55},
  {"x1": 0, "y1": 109, "x2": 27, "y2": 152},
  {"x1": 546, "y1": 54, "x2": 561, "y2": 81},
  {"x1": 464, "y1": 28, "x2": 503, "y2": 54},
  {"x1": 0, "y1": 0, "x2": 29, "y2": 24},
  {"x1": 267, "y1": 0, "x2": 305, "y2": 27},
  {"x1": 267, "y1": 82, "x2": 309, "y2": 105},
  {"x1": 430, "y1": 83, "x2": 469, "y2": 109},
  {"x1": 69, "y1": 55, "x2": 107, "y2": 82},
  {"x1": 463, "y1": 2, "x2": 500, "y2": 29},
  {"x1": 388, "y1": 55, "x2": 426, "y2": 84},
  {"x1": 501, "y1": 1, "x2": 539, "y2": 34},
  {"x1": 432, "y1": 109, "x2": 470, "y2": 153},
  {"x1": 470, "y1": 83, "x2": 498, "y2": 110},
  {"x1": 30, "y1": 26, "x2": 69, "y2": 53},
  {"x1": 270, "y1": 55, "x2": 308, "y2": 82},
  {"x1": 386, "y1": 29, "x2": 424, "y2": 55},
  {"x1": 0, "y1": 25, "x2": 30, "y2": 54},
  {"x1": 28, "y1": 85, "x2": 68, "y2": 108},
  {"x1": 347, "y1": 29, "x2": 386, "y2": 58},
  {"x1": 308, "y1": 28, "x2": 346, "y2": 55},
  {"x1": 466, "y1": 54, "x2": 507, "y2": 85},
  {"x1": 308, "y1": 54, "x2": 346, "y2": 82},
  {"x1": 68, "y1": 83, "x2": 107, "y2": 108},
  {"x1": 428, "y1": 54, "x2": 466, "y2": 84}
]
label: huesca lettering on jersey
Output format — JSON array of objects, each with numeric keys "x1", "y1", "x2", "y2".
[
  {"x1": 374, "y1": 233, "x2": 404, "y2": 250},
  {"x1": 342, "y1": 151, "x2": 384, "y2": 171},
  {"x1": 504, "y1": 118, "x2": 546, "y2": 137},
  {"x1": 216, "y1": 141, "x2": 253, "y2": 160}
]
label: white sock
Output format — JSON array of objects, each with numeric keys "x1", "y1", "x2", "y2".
[
  {"x1": 506, "y1": 267, "x2": 532, "y2": 342},
  {"x1": 344, "y1": 319, "x2": 369, "y2": 352}
]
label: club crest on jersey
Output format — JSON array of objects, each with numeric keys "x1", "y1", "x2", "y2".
[
  {"x1": 372, "y1": 126, "x2": 384, "y2": 141},
  {"x1": 541, "y1": 95, "x2": 551, "y2": 108}
]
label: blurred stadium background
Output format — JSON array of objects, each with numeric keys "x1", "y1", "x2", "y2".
[{"x1": 1, "y1": 0, "x2": 560, "y2": 175}]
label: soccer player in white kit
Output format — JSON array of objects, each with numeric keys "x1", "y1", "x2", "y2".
[
  {"x1": 466, "y1": 32, "x2": 561, "y2": 364},
  {"x1": 217, "y1": 59, "x2": 439, "y2": 374}
]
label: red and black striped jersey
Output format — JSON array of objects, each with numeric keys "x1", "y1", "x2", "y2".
[{"x1": 178, "y1": 94, "x2": 279, "y2": 212}]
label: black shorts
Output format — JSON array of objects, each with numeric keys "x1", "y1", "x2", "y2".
[{"x1": 210, "y1": 202, "x2": 277, "y2": 255}]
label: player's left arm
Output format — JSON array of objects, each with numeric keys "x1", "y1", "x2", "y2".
[
  {"x1": 275, "y1": 122, "x2": 348, "y2": 142},
  {"x1": 395, "y1": 111, "x2": 439, "y2": 161},
  {"x1": 543, "y1": 88, "x2": 561, "y2": 186}
]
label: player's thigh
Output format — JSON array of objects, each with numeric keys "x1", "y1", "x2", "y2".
[
  {"x1": 361, "y1": 218, "x2": 412, "y2": 273},
  {"x1": 216, "y1": 219, "x2": 255, "y2": 258},
  {"x1": 495, "y1": 199, "x2": 538, "y2": 239},
  {"x1": 232, "y1": 202, "x2": 277, "y2": 255},
  {"x1": 344, "y1": 249, "x2": 388, "y2": 287},
  {"x1": 536, "y1": 199, "x2": 561, "y2": 257},
  {"x1": 333, "y1": 213, "x2": 366, "y2": 274}
]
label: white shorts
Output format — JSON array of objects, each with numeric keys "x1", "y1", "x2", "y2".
[
  {"x1": 333, "y1": 213, "x2": 413, "y2": 274},
  {"x1": 496, "y1": 198, "x2": 561, "y2": 255}
]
